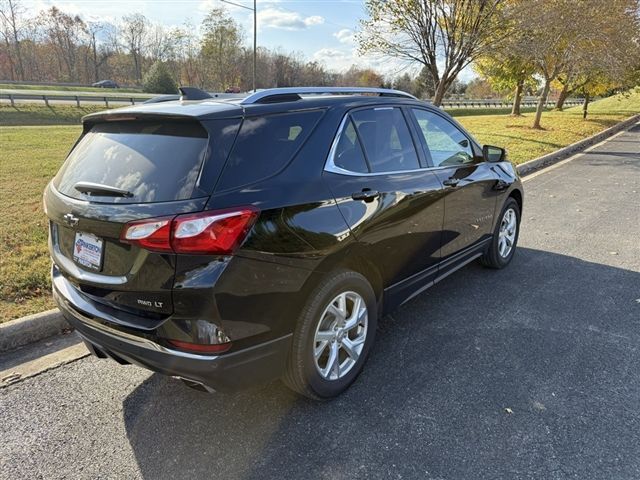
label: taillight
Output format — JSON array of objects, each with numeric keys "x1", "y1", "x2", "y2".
[
  {"x1": 172, "y1": 208, "x2": 259, "y2": 254},
  {"x1": 120, "y1": 207, "x2": 259, "y2": 255},
  {"x1": 121, "y1": 216, "x2": 173, "y2": 252}
]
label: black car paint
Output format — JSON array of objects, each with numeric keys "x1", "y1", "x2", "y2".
[{"x1": 46, "y1": 95, "x2": 523, "y2": 391}]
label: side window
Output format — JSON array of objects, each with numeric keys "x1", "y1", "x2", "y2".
[
  {"x1": 351, "y1": 108, "x2": 420, "y2": 173},
  {"x1": 412, "y1": 109, "x2": 474, "y2": 167},
  {"x1": 217, "y1": 110, "x2": 322, "y2": 190},
  {"x1": 333, "y1": 118, "x2": 369, "y2": 173}
]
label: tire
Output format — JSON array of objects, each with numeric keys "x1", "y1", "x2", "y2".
[
  {"x1": 282, "y1": 270, "x2": 377, "y2": 400},
  {"x1": 481, "y1": 197, "x2": 520, "y2": 269}
]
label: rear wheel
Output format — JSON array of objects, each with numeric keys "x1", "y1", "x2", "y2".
[
  {"x1": 481, "y1": 197, "x2": 520, "y2": 269},
  {"x1": 283, "y1": 271, "x2": 377, "y2": 399}
]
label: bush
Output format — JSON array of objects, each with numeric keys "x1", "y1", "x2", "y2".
[{"x1": 142, "y1": 62, "x2": 178, "y2": 94}]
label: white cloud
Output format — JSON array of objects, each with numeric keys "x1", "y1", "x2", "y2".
[
  {"x1": 313, "y1": 46, "x2": 418, "y2": 76},
  {"x1": 304, "y1": 15, "x2": 324, "y2": 26},
  {"x1": 258, "y1": 7, "x2": 324, "y2": 30},
  {"x1": 333, "y1": 28, "x2": 355, "y2": 44},
  {"x1": 312, "y1": 48, "x2": 356, "y2": 71}
]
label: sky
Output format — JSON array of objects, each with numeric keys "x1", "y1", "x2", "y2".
[{"x1": 26, "y1": 0, "x2": 475, "y2": 80}]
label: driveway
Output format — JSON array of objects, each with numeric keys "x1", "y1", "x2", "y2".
[{"x1": 1, "y1": 124, "x2": 639, "y2": 480}]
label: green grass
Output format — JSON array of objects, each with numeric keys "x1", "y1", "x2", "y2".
[
  {"x1": 0, "y1": 104, "x2": 111, "y2": 126},
  {"x1": 456, "y1": 88, "x2": 639, "y2": 164},
  {"x1": 0, "y1": 83, "x2": 143, "y2": 94},
  {"x1": 576, "y1": 87, "x2": 640, "y2": 114},
  {"x1": 0, "y1": 89, "x2": 637, "y2": 322},
  {"x1": 0, "y1": 126, "x2": 81, "y2": 321},
  {"x1": 445, "y1": 106, "x2": 540, "y2": 117}
]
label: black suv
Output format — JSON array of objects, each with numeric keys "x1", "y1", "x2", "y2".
[{"x1": 44, "y1": 87, "x2": 523, "y2": 399}]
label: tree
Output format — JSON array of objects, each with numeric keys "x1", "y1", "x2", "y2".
[
  {"x1": 415, "y1": 66, "x2": 436, "y2": 99},
  {"x1": 85, "y1": 21, "x2": 113, "y2": 83},
  {"x1": 465, "y1": 78, "x2": 496, "y2": 99},
  {"x1": 121, "y1": 13, "x2": 148, "y2": 83},
  {"x1": 200, "y1": 7, "x2": 243, "y2": 91},
  {"x1": 38, "y1": 7, "x2": 86, "y2": 81},
  {"x1": 475, "y1": 52, "x2": 536, "y2": 115},
  {"x1": 507, "y1": 0, "x2": 639, "y2": 129},
  {"x1": 0, "y1": 0, "x2": 26, "y2": 80},
  {"x1": 358, "y1": 0, "x2": 506, "y2": 106},
  {"x1": 142, "y1": 60, "x2": 177, "y2": 93},
  {"x1": 554, "y1": 0, "x2": 640, "y2": 111}
]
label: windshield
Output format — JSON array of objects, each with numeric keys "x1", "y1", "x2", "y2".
[{"x1": 54, "y1": 121, "x2": 209, "y2": 204}]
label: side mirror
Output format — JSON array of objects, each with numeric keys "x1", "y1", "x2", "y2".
[{"x1": 483, "y1": 145, "x2": 506, "y2": 163}]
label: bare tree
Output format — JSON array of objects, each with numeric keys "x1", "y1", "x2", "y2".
[
  {"x1": 86, "y1": 21, "x2": 114, "y2": 82},
  {"x1": 0, "y1": 0, "x2": 26, "y2": 79},
  {"x1": 358, "y1": 0, "x2": 506, "y2": 106},
  {"x1": 38, "y1": 7, "x2": 87, "y2": 81},
  {"x1": 121, "y1": 13, "x2": 148, "y2": 83}
]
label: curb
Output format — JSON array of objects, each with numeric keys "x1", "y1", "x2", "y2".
[
  {"x1": 0, "y1": 309, "x2": 69, "y2": 353},
  {"x1": 516, "y1": 114, "x2": 640, "y2": 176}
]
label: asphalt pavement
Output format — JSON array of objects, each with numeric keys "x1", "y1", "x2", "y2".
[{"x1": 1, "y1": 124, "x2": 639, "y2": 480}]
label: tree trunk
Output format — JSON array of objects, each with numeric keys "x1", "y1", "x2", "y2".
[
  {"x1": 433, "y1": 80, "x2": 447, "y2": 107},
  {"x1": 532, "y1": 79, "x2": 551, "y2": 129},
  {"x1": 3, "y1": 37, "x2": 15, "y2": 81},
  {"x1": 555, "y1": 83, "x2": 569, "y2": 111},
  {"x1": 511, "y1": 78, "x2": 524, "y2": 116},
  {"x1": 582, "y1": 93, "x2": 590, "y2": 119}
]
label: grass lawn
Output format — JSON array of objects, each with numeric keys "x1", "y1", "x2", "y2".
[
  {"x1": 0, "y1": 104, "x2": 109, "y2": 126},
  {"x1": 0, "y1": 89, "x2": 638, "y2": 322},
  {"x1": 0, "y1": 83, "x2": 143, "y2": 94},
  {"x1": 0, "y1": 126, "x2": 81, "y2": 320}
]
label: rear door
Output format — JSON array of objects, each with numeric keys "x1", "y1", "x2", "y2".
[
  {"x1": 323, "y1": 106, "x2": 445, "y2": 296},
  {"x1": 45, "y1": 118, "x2": 239, "y2": 322},
  {"x1": 409, "y1": 108, "x2": 499, "y2": 268}
]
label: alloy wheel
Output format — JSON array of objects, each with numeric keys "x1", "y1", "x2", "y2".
[
  {"x1": 498, "y1": 207, "x2": 517, "y2": 258},
  {"x1": 313, "y1": 291, "x2": 368, "y2": 381}
]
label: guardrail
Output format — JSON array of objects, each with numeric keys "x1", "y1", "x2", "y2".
[
  {"x1": 441, "y1": 100, "x2": 582, "y2": 109},
  {"x1": 0, "y1": 79, "x2": 140, "y2": 88},
  {"x1": 1, "y1": 91, "x2": 584, "y2": 110},
  {"x1": 0, "y1": 92, "x2": 150, "y2": 107}
]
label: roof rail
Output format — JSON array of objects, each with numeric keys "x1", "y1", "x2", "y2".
[{"x1": 241, "y1": 87, "x2": 416, "y2": 105}]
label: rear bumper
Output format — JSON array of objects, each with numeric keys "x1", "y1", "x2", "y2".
[{"x1": 53, "y1": 272, "x2": 292, "y2": 393}]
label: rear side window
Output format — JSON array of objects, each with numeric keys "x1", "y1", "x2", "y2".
[
  {"x1": 216, "y1": 110, "x2": 323, "y2": 190},
  {"x1": 333, "y1": 119, "x2": 369, "y2": 173},
  {"x1": 54, "y1": 121, "x2": 208, "y2": 204},
  {"x1": 350, "y1": 108, "x2": 419, "y2": 173}
]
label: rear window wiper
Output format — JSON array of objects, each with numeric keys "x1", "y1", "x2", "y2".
[{"x1": 74, "y1": 181, "x2": 133, "y2": 198}]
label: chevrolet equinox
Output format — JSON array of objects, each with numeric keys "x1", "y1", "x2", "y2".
[{"x1": 44, "y1": 87, "x2": 524, "y2": 399}]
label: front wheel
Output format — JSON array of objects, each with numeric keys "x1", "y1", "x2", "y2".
[
  {"x1": 481, "y1": 197, "x2": 520, "y2": 269},
  {"x1": 283, "y1": 271, "x2": 377, "y2": 400}
]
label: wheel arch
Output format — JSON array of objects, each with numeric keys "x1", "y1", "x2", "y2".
[
  {"x1": 302, "y1": 246, "x2": 385, "y2": 318},
  {"x1": 508, "y1": 187, "x2": 523, "y2": 213}
]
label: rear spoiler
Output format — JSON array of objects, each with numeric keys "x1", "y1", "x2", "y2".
[{"x1": 143, "y1": 88, "x2": 211, "y2": 104}]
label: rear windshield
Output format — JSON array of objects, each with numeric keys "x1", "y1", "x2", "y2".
[{"x1": 54, "y1": 121, "x2": 209, "y2": 204}]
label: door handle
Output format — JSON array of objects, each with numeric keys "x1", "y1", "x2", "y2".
[
  {"x1": 351, "y1": 189, "x2": 380, "y2": 202},
  {"x1": 442, "y1": 177, "x2": 460, "y2": 187}
]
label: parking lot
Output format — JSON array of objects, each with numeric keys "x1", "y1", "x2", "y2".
[{"x1": 1, "y1": 125, "x2": 639, "y2": 480}]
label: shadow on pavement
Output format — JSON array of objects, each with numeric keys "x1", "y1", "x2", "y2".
[{"x1": 122, "y1": 247, "x2": 640, "y2": 479}]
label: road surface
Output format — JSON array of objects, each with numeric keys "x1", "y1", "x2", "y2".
[{"x1": 1, "y1": 124, "x2": 639, "y2": 480}]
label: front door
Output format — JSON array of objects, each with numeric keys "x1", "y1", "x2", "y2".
[
  {"x1": 323, "y1": 106, "x2": 445, "y2": 295},
  {"x1": 409, "y1": 108, "x2": 499, "y2": 268}
]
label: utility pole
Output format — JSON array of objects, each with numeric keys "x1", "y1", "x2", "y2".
[{"x1": 220, "y1": 0, "x2": 257, "y2": 91}]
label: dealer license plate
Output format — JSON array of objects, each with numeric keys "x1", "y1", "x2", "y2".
[{"x1": 73, "y1": 231, "x2": 103, "y2": 271}]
